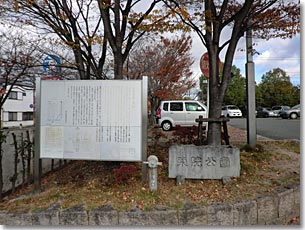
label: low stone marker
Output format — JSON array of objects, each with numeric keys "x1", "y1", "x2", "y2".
[
  {"x1": 168, "y1": 145, "x2": 240, "y2": 180},
  {"x1": 143, "y1": 155, "x2": 162, "y2": 191}
]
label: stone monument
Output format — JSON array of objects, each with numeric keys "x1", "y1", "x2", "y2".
[
  {"x1": 168, "y1": 145, "x2": 240, "y2": 180},
  {"x1": 168, "y1": 116, "x2": 240, "y2": 182}
]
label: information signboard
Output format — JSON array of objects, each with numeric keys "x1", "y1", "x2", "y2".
[{"x1": 39, "y1": 79, "x2": 145, "y2": 161}]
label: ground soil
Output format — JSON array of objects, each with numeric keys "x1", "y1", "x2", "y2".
[{"x1": 0, "y1": 125, "x2": 300, "y2": 224}]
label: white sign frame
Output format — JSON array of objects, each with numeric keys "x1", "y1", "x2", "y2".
[
  {"x1": 34, "y1": 76, "x2": 148, "y2": 189},
  {"x1": 35, "y1": 77, "x2": 147, "y2": 162}
]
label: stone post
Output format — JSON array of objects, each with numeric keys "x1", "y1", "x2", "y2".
[{"x1": 144, "y1": 155, "x2": 162, "y2": 191}]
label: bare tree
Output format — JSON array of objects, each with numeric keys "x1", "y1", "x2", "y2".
[
  {"x1": 1, "y1": 0, "x2": 106, "y2": 79},
  {"x1": 98, "y1": 0, "x2": 164, "y2": 79},
  {"x1": 1, "y1": 0, "x2": 169, "y2": 80},
  {"x1": 0, "y1": 31, "x2": 44, "y2": 122}
]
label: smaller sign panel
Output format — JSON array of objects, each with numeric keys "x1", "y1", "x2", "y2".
[
  {"x1": 42, "y1": 55, "x2": 61, "y2": 75},
  {"x1": 200, "y1": 52, "x2": 210, "y2": 78},
  {"x1": 199, "y1": 52, "x2": 222, "y2": 78}
]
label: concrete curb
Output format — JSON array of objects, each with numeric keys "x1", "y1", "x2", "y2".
[{"x1": 0, "y1": 184, "x2": 299, "y2": 226}]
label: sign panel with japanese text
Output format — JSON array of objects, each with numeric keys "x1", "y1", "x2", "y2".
[{"x1": 40, "y1": 80, "x2": 144, "y2": 161}]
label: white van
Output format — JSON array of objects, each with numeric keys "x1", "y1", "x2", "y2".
[
  {"x1": 221, "y1": 105, "x2": 242, "y2": 118},
  {"x1": 156, "y1": 100, "x2": 207, "y2": 131}
]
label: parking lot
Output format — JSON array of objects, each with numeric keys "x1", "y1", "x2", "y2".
[{"x1": 228, "y1": 118, "x2": 300, "y2": 140}]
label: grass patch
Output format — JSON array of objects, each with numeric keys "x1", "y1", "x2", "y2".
[
  {"x1": 274, "y1": 141, "x2": 300, "y2": 154},
  {"x1": 241, "y1": 143, "x2": 264, "y2": 153},
  {"x1": 240, "y1": 144, "x2": 273, "y2": 175}
]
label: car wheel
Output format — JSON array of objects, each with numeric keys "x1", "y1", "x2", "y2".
[
  {"x1": 162, "y1": 121, "x2": 172, "y2": 131},
  {"x1": 290, "y1": 113, "x2": 298, "y2": 119}
]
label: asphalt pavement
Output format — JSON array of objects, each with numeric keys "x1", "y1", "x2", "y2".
[{"x1": 228, "y1": 117, "x2": 300, "y2": 140}]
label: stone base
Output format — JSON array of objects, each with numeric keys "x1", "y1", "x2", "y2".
[{"x1": 168, "y1": 145, "x2": 240, "y2": 179}]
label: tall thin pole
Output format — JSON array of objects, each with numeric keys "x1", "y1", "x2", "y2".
[
  {"x1": 34, "y1": 77, "x2": 42, "y2": 192},
  {"x1": 206, "y1": 80, "x2": 209, "y2": 132},
  {"x1": 245, "y1": 25, "x2": 257, "y2": 147},
  {"x1": 141, "y1": 76, "x2": 148, "y2": 183}
]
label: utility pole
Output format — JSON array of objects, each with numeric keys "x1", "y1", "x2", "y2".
[{"x1": 245, "y1": 23, "x2": 257, "y2": 147}]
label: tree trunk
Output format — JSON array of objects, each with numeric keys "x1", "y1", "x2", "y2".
[
  {"x1": 74, "y1": 49, "x2": 87, "y2": 80},
  {"x1": 149, "y1": 96, "x2": 160, "y2": 126},
  {"x1": 20, "y1": 132, "x2": 25, "y2": 188},
  {"x1": 205, "y1": 36, "x2": 223, "y2": 145},
  {"x1": 207, "y1": 90, "x2": 223, "y2": 145},
  {"x1": 114, "y1": 52, "x2": 124, "y2": 80},
  {"x1": 11, "y1": 133, "x2": 18, "y2": 193},
  {"x1": 26, "y1": 130, "x2": 32, "y2": 182},
  {"x1": 207, "y1": 122, "x2": 222, "y2": 145}
]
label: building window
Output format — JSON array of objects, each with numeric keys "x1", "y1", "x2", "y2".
[
  {"x1": 8, "y1": 91, "x2": 18, "y2": 100},
  {"x1": 8, "y1": 112, "x2": 18, "y2": 121},
  {"x1": 22, "y1": 112, "x2": 33, "y2": 121}
]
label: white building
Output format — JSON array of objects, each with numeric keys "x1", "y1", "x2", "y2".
[{"x1": 1, "y1": 84, "x2": 34, "y2": 128}]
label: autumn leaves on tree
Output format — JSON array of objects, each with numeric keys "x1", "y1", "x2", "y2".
[{"x1": 125, "y1": 35, "x2": 196, "y2": 115}]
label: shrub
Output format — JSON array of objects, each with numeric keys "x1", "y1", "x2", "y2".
[
  {"x1": 113, "y1": 163, "x2": 137, "y2": 184},
  {"x1": 172, "y1": 126, "x2": 204, "y2": 145}
]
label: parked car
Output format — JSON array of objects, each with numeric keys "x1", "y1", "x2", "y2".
[
  {"x1": 271, "y1": 105, "x2": 290, "y2": 117},
  {"x1": 280, "y1": 104, "x2": 300, "y2": 119},
  {"x1": 221, "y1": 105, "x2": 242, "y2": 118},
  {"x1": 156, "y1": 100, "x2": 207, "y2": 131},
  {"x1": 256, "y1": 107, "x2": 276, "y2": 118}
]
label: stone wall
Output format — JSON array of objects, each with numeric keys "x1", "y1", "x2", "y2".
[{"x1": 0, "y1": 184, "x2": 299, "y2": 226}]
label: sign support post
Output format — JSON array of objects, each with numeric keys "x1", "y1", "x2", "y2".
[
  {"x1": 141, "y1": 76, "x2": 148, "y2": 183},
  {"x1": 34, "y1": 77, "x2": 42, "y2": 192}
]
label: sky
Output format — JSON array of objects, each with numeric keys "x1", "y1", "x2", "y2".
[{"x1": 190, "y1": 32, "x2": 301, "y2": 86}]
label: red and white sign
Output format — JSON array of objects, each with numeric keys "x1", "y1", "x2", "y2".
[
  {"x1": 0, "y1": 88, "x2": 6, "y2": 95},
  {"x1": 200, "y1": 52, "x2": 221, "y2": 78},
  {"x1": 200, "y1": 52, "x2": 210, "y2": 77}
]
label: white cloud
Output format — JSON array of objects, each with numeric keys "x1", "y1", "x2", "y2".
[
  {"x1": 190, "y1": 32, "x2": 206, "y2": 78},
  {"x1": 252, "y1": 35, "x2": 300, "y2": 84},
  {"x1": 190, "y1": 33, "x2": 300, "y2": 86}
]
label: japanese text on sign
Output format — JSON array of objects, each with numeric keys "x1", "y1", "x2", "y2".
[{"x1": 40, "y1": 80, "x2": 143, "y2": 161}]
